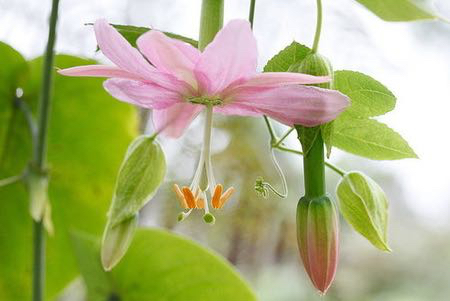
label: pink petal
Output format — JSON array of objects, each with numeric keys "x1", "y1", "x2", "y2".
[
  {"x1": 94, "y1": 19, "x2": 189, "y2": 93},
  {"x1": 194, "y1": 20, "x2": 257, "y2": 95},
  {"x1": 243, "y1": 72, "x2": 331, "y2": 87},
  {"x1": 57, "y1": 65, "x2": 144, "y2": 81},
  {"x1": 213, "y1": 103, "x2": 261, "y2": 117},
  {"x1": 103, "y1": 79, "x2": 182, "y2": 109},
  {"x1": 231, "y1": 85, "x2": 350, "y2": 126},
  {"x1": 153, "y1": 103, "x2": 203, "y2": 138},
  {"x1": 94, "y1": 19, "x2": 154, "y2": 78},
  {"x1": 137, "y1": 31, "x2": 200, "y2": 86}
]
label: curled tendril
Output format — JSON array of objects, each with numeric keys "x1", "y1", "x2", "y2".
[{"x1": 254, "y1": 148, "x2": 288, "y2": 199}]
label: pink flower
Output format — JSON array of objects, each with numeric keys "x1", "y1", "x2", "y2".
[
  {"x1": 58, "y1": 19, "x2": 349, "y2": 138},
  {"x1": 59, "y1": 19, "x2": 349, "y2": 223}
]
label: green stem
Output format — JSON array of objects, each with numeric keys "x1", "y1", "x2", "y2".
[
  {"x1": 198, "y1": 0, "x2": 224, "y2": 51},
  {"x1": 302, "y1": 134, "x2": 325, "y2": 198},
  {"x1": 32, "y1": 220, "x2": 45, "y2": 301},
  {"x1": 32, "y1": 0, "x2": 60, "y2": 300},
  {"x1": 263, "y1": 116, "x2": 276, "y2": 143},
  {"x1": 248, "y1": 0, "x2": 256, "y2": 28},
  {"x1": 273, "y1": 128, "x2": 294, "y2": 147},
  {"x1": 275, "y1": 145, "x2": 345, "y2": 177},
  {"x1": 312, "y1": 0, "x2": 323, "y2": 53}
]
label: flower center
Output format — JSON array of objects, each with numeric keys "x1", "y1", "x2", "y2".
[
  {"x1": 187, "y1": 96, "x2": 223, "y2": 106},
  {"x1": 173, "y1": 105, "x2": 234, "y2": 224}
]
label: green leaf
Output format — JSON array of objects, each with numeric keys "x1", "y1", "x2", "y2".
[
  {"x1": 336, "y1": 171, "x2": 391, "y2": 251},
  {"x1": 108, "y1": 135, "x2": 166, "y2": 226},
  {"x1": 72, "y1": 228, "x2": 257, "y2": 301},
  {"x1": 0, "y1": 53, "x2": 137, "y2": 300},
  {"x1": 71, "y1": 231, "x2": 115, "y2": 301},
  {"x1": 107, "y1": 24, "x2": 198, "y2": 48},
  {"x1": 333, "y1": 117, "x2": 417, "y2": 160},
  {"x1": 334, "y1": 70, "x2": 396, "y2": 118},
  {"x1": 354, "y1": 0, "x2": 437, "y2": 21},
  {"x1": 295, "y1": 125, "x2": 320, "y2": 156},
  {"x1": 263, "y1": 41, "x2": 311, "y2": 72}
]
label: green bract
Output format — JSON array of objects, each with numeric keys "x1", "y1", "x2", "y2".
[
  {"x1": 336, "y1": 171, "x2": 391, "y2": 251},
  {"x1": 107, "y1": 135, "x2": 166, "y2": 227},
  {"x1": 101, "y1": 135, "x2": 166, "y2": 270}
]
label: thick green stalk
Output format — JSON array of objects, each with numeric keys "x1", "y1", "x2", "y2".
[
  {"x1": 32, "y1": 0, "x2": 60, "y2": 300},
  {"x1": 303, "y1": 134, "x2": 325, "y2": 198},
  {"x1": 198, "y1": 0, "x2": 224, "y2": 51}
]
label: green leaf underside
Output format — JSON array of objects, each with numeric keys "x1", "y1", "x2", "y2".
[
  {"x1": 354, "y1": 0, "x2": 437, "y2": 21},
  {"x1": 334, "y1": 70, "x2": 396, "y2": 118},
  {"x1": 336, "y1": 171, "x2": 391, "y2": 251},
  {"x1": 0, "y1": 50, "x2": 137, "y2": 300},
  {"x1": 108, "y1": 135, "x2": 166, "y2": 227},
  {"x1": 263, "y1": 41, "x2": 311, "y2": 72},
  {"x1": 333, "y1": 117, "x2": 417, "y2": 160},
  {"x1": 108, "y1": 24, "x2": 198, "y2": 48},
  {"x1": 73, "y1": 228, "x2": 257, "y2": 301}
]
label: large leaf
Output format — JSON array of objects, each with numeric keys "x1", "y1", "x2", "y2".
[
  {"x1": 72, "y1": 228, "x2": 257, "y2": 301},
  {"x1": 263, "y1": 41, "x2": 311, "y2": 72},
  {"x1": 333, "y1": 117, "x2": 417, "y2": 160},
  {"x1": 336, "y1": 171, "x2": 391, "y2": 251},
  {"x1": 106, "y1": 24, "x2": 198, "y2": 48},
  {"x1": 0, "y1": 53, "x2": 137, "y2": 300},
  {"x1": 354, "y1": 0, "x2": 437, "y2": 21},
  {"x1": 334, "y1": 70, "x2": 396, "y2": 118}
]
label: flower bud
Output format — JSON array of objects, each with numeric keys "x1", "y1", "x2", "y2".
[
  {"x1": 296, "y1": 195, "x2": 339, "y2": 294},
  {"x1": 289, "y1": 52, "x2": 333, "y2": 89}
]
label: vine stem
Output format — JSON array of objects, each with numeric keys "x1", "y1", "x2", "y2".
[
  {"x1": 276, "y1": 145, "x2": 345, "y2": 177},
  {"x1": 312, "y1": 0, "x2": 323, "y2": 53},
  {"x1": 32, "y1": 0, "x2": 60, "y2": 300},
  {"x1": 0, "y1": 173, "x2": 24, "y2": 187}
]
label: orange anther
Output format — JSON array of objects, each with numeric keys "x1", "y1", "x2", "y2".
[
  {"x1": 173, "y1": 184, "x2": 188, "y2": 209},
  {"x1": 196, "y1": 198, "x2": 205, "y2": 209},
  {"x1": 218, "y1": 187, "x2": 235, "y2": 208},
  {"x1": 211, "y1": 184, "x2": 223, "y2": 209},
  {"x1": 181, "y1": 186, "x2": 196, "y2": 209}
]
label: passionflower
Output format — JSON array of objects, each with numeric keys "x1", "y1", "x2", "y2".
[{"x1": 59, "y1": 19, "x2": 349, "y2": 222}]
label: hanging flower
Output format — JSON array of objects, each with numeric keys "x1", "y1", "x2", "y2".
[{"x1": 58, "y1": 19, "x2": 349, "y2": 222}]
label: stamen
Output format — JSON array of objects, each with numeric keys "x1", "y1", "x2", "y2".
[
  {"x1": 218, "y1": 187, "x2": 235, "y2": 209},
  {"x1": 211, "y1": 184, "x2": 223, "y2": 209},
  {"x1": 196, "y1": 197, "x2": 205, "y2": 209},
  {"x1": 173, "y1": 184, "x2": 188, "y2": 209},
  {"x1": 181, "y1": 186, "x2": 196, "y2": 209}
]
